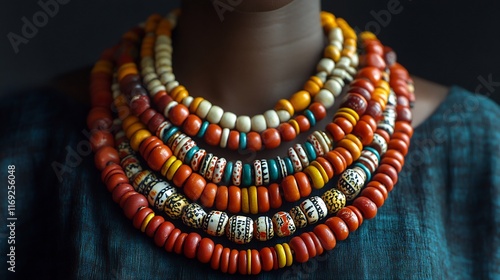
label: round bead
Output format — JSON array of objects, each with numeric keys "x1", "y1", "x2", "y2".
[
  {"x1": 236, "y1": 115, "x2": 252, "y2": 133},
  {"x1": 299, "y1": 196, "x2": 328, "y2": 224},
  {"x1": 338, "y1": 168, "x2": 366, "y2": 200},
  {"x1": 290, "y1": 206, "x2": 308, "y2": 229},
  {"x1": 324, "y1": 216, "x2": 349, "y2": 241},
  {"x1": 203, "y1": 210, "x2": 229, "y2": 237},
  {"x1": 206, "y1": 105, "x2": 224, "y2": 124},
  {"x1": 164, "y1": 193, "x2": 189, "y2": 219},
  {"x1": 353, "y1": 196, "x2": 378, "y2": 219},
  {"x1": 197, "y1": 238, "x2": 215, "y2": 264},
  {"x1": 226, "y1": 215, "x2": 254, "y2": 244},
  {"x1": 254, "y1": 216, "x2": 274, "y2": 241},
  {"x1": 181, "y1": 203, "x2": 207, "y2": 229},
  {"x1": 272, "y1": 211, "x2": 296, "y2": 237},
  {"x1": 251, "y1": 114, "x2": 267, "y2": 133},
  {"x1": 289, "y1": 237, "x2": 309, "y2": 263},
  {"x1": 183, "y1": 232, "x2": 202, "y2": 259},
  {"x1": 321, "y1": 188, "x2": 347, "y2": 215},
  {"x1": 313, "y1": 224, "x2": 336, "y2": 251},
  {"x1": 220, "y1": 112, "x2": 237, "y2": 129}
]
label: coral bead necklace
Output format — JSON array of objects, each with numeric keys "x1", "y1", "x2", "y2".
[{"x1": 88, "y1": 8, "x2": 414, "y2": 276}]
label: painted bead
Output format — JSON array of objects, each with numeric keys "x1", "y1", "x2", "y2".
[
  {"x1": 182, "y1": 203, "x2": 207, "y2": 229},
  {"x1": 272, "y1": 211, "x2": 296, "y2": 237},
  {"x1": 203, "y1": 210, "x2": 229, "y2": 237},
  {"x1": 321, "y1": 188, "x2": 347, "y2": 214},
  {"x1": 290, "y1": 206, "x2": 308, "y2": 229},
  {"x1": 164, "y1": 193, "x2": 189, "y2": 219},
  {"x1": 254, "y1": 216, "x2": 274, "y2": 241},
  {"x1": 338, "y1": 168, "x2": 366, "y2": 200},
  {"x1": 226, "y1": 215, "x2": 254, "y2": 244},
  {"x1": 132, "y1": 170, "x2": 157, "y2": 194},
  {"x1": 371, "y1": 133, "x2": 388, "y2": 155},
  {"x1": 299, "y1": 196, "x2": 328, "y2": 225},
  {"x1": 147, "y1": 180, "x2": 176, "y2": 210}
]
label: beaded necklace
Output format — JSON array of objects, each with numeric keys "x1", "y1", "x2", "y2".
[{"x1": 88, "y1": 9, "x2": 414, "y2": 275}]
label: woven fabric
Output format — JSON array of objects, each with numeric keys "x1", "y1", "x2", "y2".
[{"x1": 0, "y1": 85, "x2": 499, "y2": 279}]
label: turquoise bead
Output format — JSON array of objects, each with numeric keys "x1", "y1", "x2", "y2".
[
  {"x1": 184, "y1": 146, "x2": 199, "y2": 165},
  {"x1": 284, "y1": 157, "x2": 294, "y2": 175},
  {"x1": 162, "y1": 126, "x2": 179, "y2": 144},
  {"x1": 268, "y1": 159, "x2": 279, "y2": 181},
  {"x1": 242, "y1": 163, "x2": 253, "y2": 187},
  {"x1": 303, "y1": 109, "x2": 316, "y2": 126},
  {"x1": 239, "y1": 132, "x2": 247, "y2": 151},
  {"x1": 196, "y1": 121, "x2": 209, "y2": 138},
  {"x1": 303, "y1": 141, "x2": 317, "y2": 162},
  {"x1": 222, "y1": 161, "x2": 233, "y2": 186}
]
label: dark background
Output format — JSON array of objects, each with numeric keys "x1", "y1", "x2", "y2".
[{"x1": 2, "y1": 0, "x2": 500, "y2": 104}]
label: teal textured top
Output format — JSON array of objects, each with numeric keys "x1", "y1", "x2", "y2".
[{"x1": 0, "y1": 85, "x2": 498, "y2": 279}]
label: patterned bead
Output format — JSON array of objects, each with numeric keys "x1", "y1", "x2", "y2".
[
  {"x1": 321, "y1": 188, "x2": 346, "y2": 214},
  {"x1": 212, "y1": 157, "x2": 227, "y2": 184},
  {"x1": 199, "y1": 153, "x2": 214, "y2": 179},
  {"x1": 288, "y1": 147, "x2": 302, "y2": 172},
  {"x1": 182, "y1": 203, "x2": 207, "y2": 229},
  {"x1": 294, "y1": 143, "x2": 310, "y2": 168},
  {"x1": 164, "y1": 193, "x2": 189, "y2": 219},
  {"x1": 232, "y1": 160, "x2": 243, "y2": 186},
  {"x1": 290, "y1": 206, "x2": 308, "y2": 229},
  {"x1": 372, "y1": 133, "x2": 388, "y2": 155},
  {"x1": 202, "y1": 210, "x2": 229, "y2": 237},
  {"x1": 337, "y1": 168, "x2": 366, "y2": 201},
  {"x1": 253, "y1": 160, "x2": 263, "y2": 186},
  {"x1": 147, "y1": 180, "x2": 176, "y2": 210},
  {"x1": 121, "y1": 155, "x2": 142, "y2": 178},
  {"x1": 226, "y1": 215, "x2": 254, "y2": 244},
  {"x1": 261, "y1": 159, "x2": 270, "y2": 185},
  {"x1": 272, "y1": 211, "x2": 297, "y2": 237},
  {"x1": 276, "y1": 156, "x2": 288, "y2": 179},
  {"x1": 254, "y1": 216, "x2": 274, "y2": 241},
  {"x1": 177, "y1": 138, "x2": 196, "y2": 162},
  {"x1": 132, "y1": 170, "x2": 157, "y2": 194},
  {"x1": 299, "y1": 196, "x2": 328, "y2": 225},
  {"x1": 190, "y1": 148, "x2": 206, "y2": 171}
]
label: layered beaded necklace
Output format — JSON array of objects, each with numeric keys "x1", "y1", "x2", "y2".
[{"x1": 88, "y1": 8, "x2": 414, "y2": 275}]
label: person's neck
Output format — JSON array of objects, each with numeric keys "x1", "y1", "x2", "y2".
[{"x1": 173, "y1": 0, "x2": 324, "y2": 115}]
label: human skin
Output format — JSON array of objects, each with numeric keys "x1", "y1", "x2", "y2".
[{"x1": 172, "y1": 0, "x2": 448, "y2": 159}]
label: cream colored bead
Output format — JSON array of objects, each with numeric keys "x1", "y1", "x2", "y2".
[
  {"x1": 174, "y1": 135, "x2": 190, "y2": 156},
  {"x1": 155, "y1": 43, "x2": 172, "y2": 53},
  {"x1": 143, "y1": 72, "x2": 157, "y2": 85},
  {"x1": 147, "y1": 79, "x2": 162, "y2": 91},
  {"x1": 155, "y1": 57, "x2": 171, "y2": 68},
  {"x1": 164, "y1": 101, "x2": 178, "y2": 117},
  {"x1": 324, "y1": 79, "x2": 343, "y2": 98},
  {"x1": 220, "y1": 111, "x2": 237, "y2": 129},
  {"x1": 156, "y1": 35, "x2": 172, "y2": 45},
  {"x1": 330, "y1": 40, "x2": 343, "y2": 51},
  {"x1": 346, "y1": 66, "x2": 357, "y2": 76},
  {"x1": 160, "y1": 72, "x2": 175, "y2": 84},
  {"x1": 165, "y1": 80, "x2": 179, "y2": 92},
  {"x1": 350, "y1": 53, "x2": 359, "y2": 67},
  {"x1": 263, "y1": 110, "x2": 280, "y2": 128},
  {"x1": 312, "y1": 131, "x2": 329, "y2": 155},
  {"x1": 315, "y1": 71, "x2": 328, "y2": 83},
  {"x1": 332, "y1": 68, "x2": 349, "y2": 80},
  {"x1": 150, "y1": 85, "x2": 166, "y2": 97},
  {"x1": 328, "y1": 27, "x2": 344, "y2": 43},
  {"x1": 337, "y1": 57, "x2": 351, "y2": 69},
  {"x1": 276, "y1": 110, "x2": 291, "y2": 123},
  {"x1": 220, "y1": 128, "x2": 230, "y2": 148},
  {"x1": 157, "y1": 65, "x2": 173, "y2": 75},
  {"x1": 195, "y1": 100, "x2": 212, "y2": 119},
  {"x1": 181, "y1": 96, "x2": 194, "y2": 108},
  {"x1": 156, "y1": 51, "x2": 172, "y2": 61},
  {"x1": 314, "y1": 89, "x2": 335, "y2": 108},
  {"x1": 251, "y1": 114, "x2": 267, "y2": 133},
  {"x1": 236, "y1": 115, "x2": 252, "y2": 133},
  {"x1": 206, "y1": 105, "x2": 224, "y2": 124},
  {"x1": 141, "y1": 57, "x2": 154, "y2": 68},
  {"x1": 316, "y1": 58, "x2": 335, "y2": 74},
  {"x1": 141, "y1": 66, "x2": 155, "y2": 77}
]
